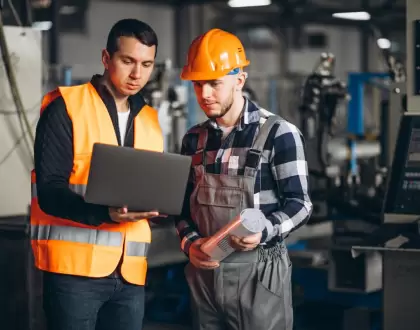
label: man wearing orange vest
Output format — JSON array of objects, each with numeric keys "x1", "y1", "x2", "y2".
[
  {"x1": 175, "y1": 29, "x2": 313, "y2": 330},
  {"x1": 32, "y1": 19, "x2": 163, "y2": 330}
]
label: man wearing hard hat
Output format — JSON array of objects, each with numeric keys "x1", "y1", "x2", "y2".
[{"x1": 175, "y1": 29, "x2": 313, "y2": 330}]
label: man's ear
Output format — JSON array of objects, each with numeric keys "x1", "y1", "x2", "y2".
[
  {"x1": 102, "y1": 49, "x2": 110, "y2": 70},
  {"x1": 236, "y1": 71, "x2": 248, "y2": 91}
]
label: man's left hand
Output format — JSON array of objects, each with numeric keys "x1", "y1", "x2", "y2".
[{"x1": 230, "y1": 232, "x2": 262, "y2": 251}]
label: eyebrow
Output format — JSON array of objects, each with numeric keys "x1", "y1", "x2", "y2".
[{"x1": 120, "y1": 55, "x2": 154, "y2": 64}]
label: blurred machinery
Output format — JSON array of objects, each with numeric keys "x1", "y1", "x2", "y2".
[
  {"x1": 141, "y1": 60, "x2": 189, "y2": 153},
  {"x1": 299, "y1": 52, "x2": 348, "y2": 175},
  {"x1": 284, "y1": 45, "x2": 410, "y2": 328},
  {"x1": 298, "y1": 48, "x2": 408, "y2": 226}
]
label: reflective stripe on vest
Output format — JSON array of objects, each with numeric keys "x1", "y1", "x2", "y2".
[
  {"x1": 31, "y1": 224, "x2": 123, "y2": 246},
  {"x1": 126, "y1": 241, "x2": 150, "y2": 257},
  {"x1": 31, "y1": 182, "x2": 150, "y2": 257},
  {"x1": 30, "y1": 225, "x2": 149, "y2": 257}
]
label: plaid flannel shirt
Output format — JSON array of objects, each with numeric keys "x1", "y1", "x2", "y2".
[{"x1": 175, "y1": 98, "x2": 313, "y2": 254}]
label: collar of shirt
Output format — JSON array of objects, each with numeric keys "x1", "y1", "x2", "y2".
[
  {"x1": 89, "y1": 74, "x2": 146, "y2": 116},
  {"x1": 203, "y1": 97, "x2": 262, "y2": 132}
]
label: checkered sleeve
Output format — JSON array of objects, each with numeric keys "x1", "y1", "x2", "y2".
[
  {"x1": 174, "y1": 132, "x2": 202, "y2": 255},
  {"x1": 261, "y1": 120, "x2": 313, "y2": 243}
]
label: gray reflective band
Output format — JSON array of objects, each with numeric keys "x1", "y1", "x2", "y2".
[
  {"x1": 70, "y1": 184, "x2": 87, "y2": 196},
  {"x1": 31, "y1": 225, "x2": 123, "y2": 247},
  {"x1": 126, "y1": 241, "x2": 150, "y2": 257},
  {"x1": 31, "y1": 183, "x2": 86, "y2": 198}
]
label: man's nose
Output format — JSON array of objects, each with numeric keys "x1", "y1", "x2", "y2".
[
  {"x1": 130, "y1": 65, "x2": 141, "y2": 79},
  {"x1": 201, "y1": 84, "x2": 212, "y2": 99}
]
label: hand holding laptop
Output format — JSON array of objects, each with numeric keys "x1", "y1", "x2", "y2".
[{"x1": 109, "y1": 206, "x2": 165, "y2": 223}]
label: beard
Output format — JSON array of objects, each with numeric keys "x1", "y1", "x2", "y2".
[{"x1": 205, "y1": 88, "x2": 235, "y2": 119}]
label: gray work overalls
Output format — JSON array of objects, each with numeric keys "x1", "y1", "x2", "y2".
[{"x1": 185, "y1": 116, "x2": 293, "y2": 330}]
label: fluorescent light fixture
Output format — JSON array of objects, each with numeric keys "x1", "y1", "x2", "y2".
[
  {"x1": 32, "y1": 21, "x2": 53, "y2": 31},
  {"x1": 228, "y1": 0, "x2": 271, "y2": 8},
  {"x1": 377, "y1": 38, "x2": 391, "y2": 49},
  {"x1": 332, "y1": 11, "x2": 371, "y2": 21}
]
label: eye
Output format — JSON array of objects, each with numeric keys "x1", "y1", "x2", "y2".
[
  {"x1": 122, "y1": 58, "x2": 132, "y2": 65},
  {"x1": 142, "y1": 62, "x2": 153, "y2": 68}
]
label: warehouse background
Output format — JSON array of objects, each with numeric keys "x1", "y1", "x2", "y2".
[{"x1": 0, "y1": 1, "x2": 416, "y2": 330}]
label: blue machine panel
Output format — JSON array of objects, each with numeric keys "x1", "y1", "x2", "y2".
[{"x1": 414, "y1": 20, "x2": 420, "y2": 96}]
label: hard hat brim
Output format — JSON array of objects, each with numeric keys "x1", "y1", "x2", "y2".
[{"x1": 180, "y1": 61, "x2": 250, "y2": 81}]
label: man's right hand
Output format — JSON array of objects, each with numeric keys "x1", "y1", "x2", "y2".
[
  {"x1": 109, "y1": 206, "x2": 160, "y2": 223},
  {"x1": 189, "y1": 238, "x2": 220, "y2": 270}
]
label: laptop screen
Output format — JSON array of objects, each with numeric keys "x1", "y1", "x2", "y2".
[{"x1": 383, "y1": 112, "x2": 420, "y2": 223}]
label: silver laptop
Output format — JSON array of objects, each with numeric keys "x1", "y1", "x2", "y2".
[{"x1": 84, "y1": 143, "x2": 192, "y2": 216}]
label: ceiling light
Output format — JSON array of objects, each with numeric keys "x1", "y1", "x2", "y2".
[
  {"x1": 228, "y1": 0, "x2": 271, "y2": 8},
  {"x1": 377, "y1": 38, "x2": 391, "y2": 49},
  {"x1": 332, "y1": 11, "x2": 371, "y2": 21}
]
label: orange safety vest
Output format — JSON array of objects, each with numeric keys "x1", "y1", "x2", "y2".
[{"x1": 30, "y1": 82, "x2": 163, "y2": 285}]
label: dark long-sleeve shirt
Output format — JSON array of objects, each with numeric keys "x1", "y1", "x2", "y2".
[
  {"x1": 175, "y1": 98, "x2": 313, "y2": 254},
  {"x1": 34, "y1": 75, "x2": 147, "y2": 226}
]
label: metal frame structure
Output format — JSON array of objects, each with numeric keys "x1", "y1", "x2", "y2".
[
  {"x1": 347, "y1": 73, "x2": 389, "y2": 176},
  {"x1": 347, "y1": 73, "x2": 390, "y2": 138}
]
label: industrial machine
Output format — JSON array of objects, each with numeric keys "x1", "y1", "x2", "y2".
[
  {"x1": 289, "y1": 2, "x2": 420, "y2": 329},
  {"x1": 298, "y1": 52, "x2": 349, "y2": 223},
  {"x1": 352, "y1": 112, "x2": 420, "y2": 330},
  {"x1": 353, "y1": 6, "x2": 420, "y2": 327},
  {"x1": 299, "y1": 47, "x2": 408, "y2": 225}
]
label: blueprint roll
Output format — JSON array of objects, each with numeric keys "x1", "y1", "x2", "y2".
[
  {"x1": 200, "y1": 208, "x2": 266, "y2": 262},
  {"x1": 239, "y1": 208, "x2": 267, "y2": 234}
]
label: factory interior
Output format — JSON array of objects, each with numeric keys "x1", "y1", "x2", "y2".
[{"x1": 0, "y1": 0, "x2": 420, "y2": 329}]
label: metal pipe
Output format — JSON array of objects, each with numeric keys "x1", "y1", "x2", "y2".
[
  {"x1": 0, "y1": 13, "x2": 35, "y2": 158},
  {"x1": 328, "y1": 140, "x2": 380, "y2": 162}
]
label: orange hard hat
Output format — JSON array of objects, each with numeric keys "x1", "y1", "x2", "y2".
[{"x1": 180, "y1": 29, "x2": 250, "y2": 81}]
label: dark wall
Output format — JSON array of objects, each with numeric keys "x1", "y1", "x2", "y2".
[{"x1": 0, "y1": 216, "x2": 45, "y2": 330}]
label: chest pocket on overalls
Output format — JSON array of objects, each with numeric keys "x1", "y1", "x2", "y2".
[
  {"x1": 194, "y1": 182, "x2": 245, "y2": 236},
  {"x1": 196, "y1": 185, "x2": 242, "y2": 208}
]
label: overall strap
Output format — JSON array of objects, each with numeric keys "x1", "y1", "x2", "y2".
[{"x1": 244, "y1": 115, "x2": 282, "y2": 171}]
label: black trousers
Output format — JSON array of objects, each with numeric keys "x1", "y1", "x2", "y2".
[{"x1": 42, "y1": 271, "x2": 145, "y2": 330}]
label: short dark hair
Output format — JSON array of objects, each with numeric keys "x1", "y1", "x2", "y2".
[{"x1": 106, "y1": 19, "x2": 158, "y2": 57}]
